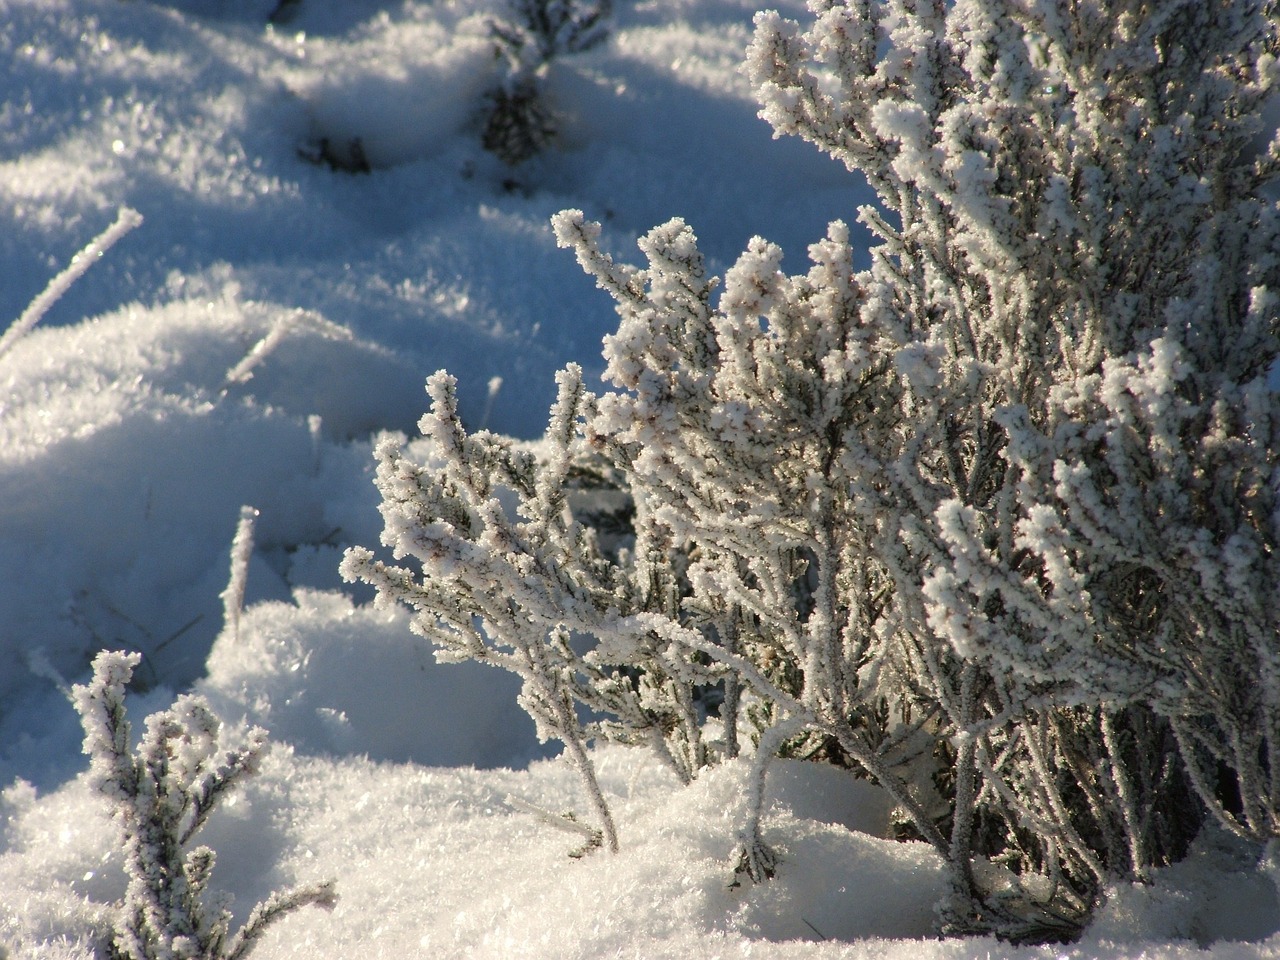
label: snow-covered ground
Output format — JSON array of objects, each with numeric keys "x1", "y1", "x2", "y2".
[{"x1": 1, "y1": 0, "x2": 1277, "y2": 956}]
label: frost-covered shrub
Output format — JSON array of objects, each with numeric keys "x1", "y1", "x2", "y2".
[
  {"x1": 341, "y1": 367, "x2": 725, "y2": 853},
  {"x1": 547, "y1": 209, "x2": 1110, "y2": 932},
  {"x1": 349, "y1": 0, "x2": 1279, "y2": 943},
  {"x1": 483, "y1": 0, "x2": 610, "y2": 164},
  {"x1": 73, "y1": 651, "x2": 336, "y2": 960},
  {"x1": 742, "y1": 0, "x2": 1279, "y2": 934}
]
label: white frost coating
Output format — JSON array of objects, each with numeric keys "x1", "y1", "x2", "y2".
[
  {"x1": 71, "y1": 651, "x2": 336, "y2": 960},
  {"x1": 1, "y1": 0, "x2": 1278, "y2": 953},
  {"x1": 0, "y1": 207, "x2": 142, "y2": 361},
  {"x1": 224, "y1": 310, "x2": 353, "y2": 386},
  {"x1": 746, "y1": 0, "x2": 1280, "y2": 934},
  {"x1": 350, "y1": 208, "x2": 948, "y2": 899},
  {"x1": 344, "y1": 366, "x2": 636, "y2": 854},
  {"x1": 220, "y1": 506, "x2": 259, "y2": 645}
]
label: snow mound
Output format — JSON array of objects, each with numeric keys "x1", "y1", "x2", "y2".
[
  {"x1": 199, "y1": 588, "x2": 545, "y2": 768},
  {"x1": 0, "y1": 281, "x2": 419, "y2": 787}
]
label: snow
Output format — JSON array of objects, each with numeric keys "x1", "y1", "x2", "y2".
[{"x1": 0, "y1": 0, "x2": 1276, "y2": 956}]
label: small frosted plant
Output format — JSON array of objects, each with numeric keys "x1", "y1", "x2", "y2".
[
  {"x1": 73, "y1": 651, "x2": 337, "y2": 960},
  {"x1": 341, "y1": 366, "x2": 734, "y2": 855},
  {"x1": 483, "y1": 0, "x2": 611, "y2": 164}
]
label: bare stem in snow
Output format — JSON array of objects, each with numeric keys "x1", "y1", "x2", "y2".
[
  {"x1": 0, "y1": 207, "x2": 143, "y2": 360},
  {"x1": 505, "y1": 794, "x2": 604, "y2": 858},
  {"x1": 224, "y1": 309, "x2": 352, "y2": 387},
  {"x1": 220, "y1": 506, "x2": 258, "y2": 644}
]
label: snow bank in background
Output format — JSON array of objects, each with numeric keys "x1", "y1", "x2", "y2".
[
  {"x1": 1090, "y1": 830, "x2": 1280, "y2": 945},
  {"x1": 0, "y1": 280, "x2": 425, "y2": 787},
  {"x1": 279, "y1": 7, "x2": 497, "y2": 170},
  {"x1": 0, "y1": 0, "x2": 871, "y2": 397}
]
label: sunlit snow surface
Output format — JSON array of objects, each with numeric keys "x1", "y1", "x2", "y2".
[{"x1": 1, "y1": 0, "x2": 1278, "y2": 956}]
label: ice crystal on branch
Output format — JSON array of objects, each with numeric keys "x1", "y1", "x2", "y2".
[{"x1": 73, "y1": 651, "x2": 336, "y2": 960}]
